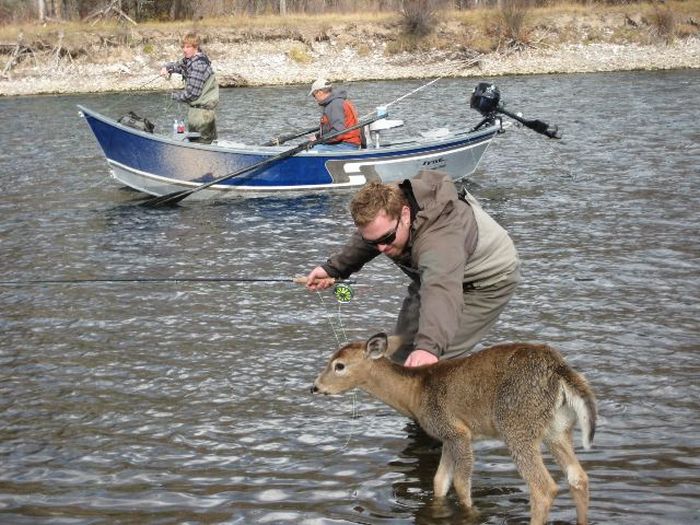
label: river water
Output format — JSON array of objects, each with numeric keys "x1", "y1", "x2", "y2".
[{"x1": 1, "y1": 70, "x2": 698, "y2": 524}]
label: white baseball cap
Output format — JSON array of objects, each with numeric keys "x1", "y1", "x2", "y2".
[{"x1": 308, "y1": 78, "x2": 332, "y2": 96}]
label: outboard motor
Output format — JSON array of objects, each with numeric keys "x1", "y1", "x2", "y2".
[
  {"x1": 470, "y1": 82, "x2": 501, "y2": 117},
  {"x1": 469, "y1": 81, "x2": 562, "y2": 139}
]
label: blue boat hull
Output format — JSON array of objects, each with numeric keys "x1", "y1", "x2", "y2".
[{"x1": 78, "y1": 105, "x2": 499, "y2": 198}]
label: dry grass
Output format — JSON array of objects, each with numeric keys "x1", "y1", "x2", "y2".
[
  {"x1": 144, "y1": 11, "x2": 394, "y2": 32},
  {"x1": 287, "y1": 44, "x2": 312, "y2": 63},
  {"x1": 0, "y1": 11, "x2": 395, "y2": 43},
  {"x1": 0, "y1": 0, "x2": 697, "y2": 57}
]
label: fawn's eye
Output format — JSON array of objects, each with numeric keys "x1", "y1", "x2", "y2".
[{"x1": 334, "y1": 362, "x2": 345, "y2": 372}]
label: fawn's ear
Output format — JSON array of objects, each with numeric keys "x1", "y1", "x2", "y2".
[
  {"x1": 385, "y1": 335, "x2": 403, "y2": 358},
  {"x1": 365, "y1": 332, "x2": 388, "y2": 360}
]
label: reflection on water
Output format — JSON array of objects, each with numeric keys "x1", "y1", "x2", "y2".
[{"x1": 1, "y1": 70, "x2": 699, "y2": 524}]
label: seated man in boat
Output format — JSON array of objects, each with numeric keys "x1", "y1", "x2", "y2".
[
  {"x1": 160, "y1": 32, "x2": 219, "y2": 144},
  {"x1": 304, "y1": 171, "x2": 520, "y2": 367},
  {"x1": 308, "y1": 78, "x2": 363, "y2": 151}
]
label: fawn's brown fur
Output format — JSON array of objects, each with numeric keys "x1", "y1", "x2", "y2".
[{"x1": 312, "y1": 333, "x2": 597, "y2": 525}]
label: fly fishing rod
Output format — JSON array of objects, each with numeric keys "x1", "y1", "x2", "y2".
[
  {"x1": 0, "y1": 276, "x2": 358, "y2": 301},
  {"x1": 0, "y1": 276, "x2": 354, "y2": 286}
]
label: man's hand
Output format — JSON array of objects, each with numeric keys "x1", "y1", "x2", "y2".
[
  {"x1": 404, "y1": 349, "x2": 438, "y2": 367},
  {"x1": 304, "y1": 267, "x2": 335, "y2": 291},
  {"x1": 159, "y1": 66, "x2": 170, "y2": 78}
]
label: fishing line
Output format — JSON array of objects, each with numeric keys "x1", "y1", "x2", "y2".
[
  {"x1": 161, "y1": 75, "x2": 184, "y2": 118},
  {"x1": 162, "y1": 90, "x2": 175, "y2": 114},
  {"x1": 333, "y1": 299, "x2": 349, "y2": 344},
  {"x1": 285, "y1": 282, "x2": 373, "y2": 460},
  {"x1": 316, "y1": 291, "x2": 346, "y2": 347},
  {"x1": 312, "y1": 282, "x2": 380, "y2": 457},
  {"x1": 361, "y1": 53, "x2": 486, "y2": 120},
  {"x1": 324, "y1": 390, "x2": 362, "y2": 457},
  {"x1": 98, "y1": 74, "x2": 164, "y2": 115}
]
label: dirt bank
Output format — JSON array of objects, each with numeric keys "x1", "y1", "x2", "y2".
[{"x1": 1, "y1": 12, "x2": 698, "y2": 97}]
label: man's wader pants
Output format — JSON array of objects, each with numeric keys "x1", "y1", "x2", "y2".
[{"x1": 392, "y1": 268, "x2": 521, "y2": 362}]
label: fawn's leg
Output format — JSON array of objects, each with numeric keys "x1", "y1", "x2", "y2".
[
  {"x1": 434, "y1": 443, "x2": 455, "y2": 498},
  {"x1": 546, "y1": 429, "x2": 589, "y2": 525},
  {"x1": 508, "y1": 441, "x2": 558, "y2": 525},
  {"x1": 440, "y1": 433, "x2": 474, "y2": 509}
]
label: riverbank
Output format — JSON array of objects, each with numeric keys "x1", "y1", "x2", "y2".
[{"x1": 1, "y1": 6, "x2": 698, "y2": 97}]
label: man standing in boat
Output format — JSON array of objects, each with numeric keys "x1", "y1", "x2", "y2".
[
  {"x1": 304, "y1": 170, "x2": 520, "y2": 367},
  {"x1": 308, "y1": 78, "x2": 363, "y2": 151},
  {"x1": 160, "y1": 32, "x2": 219, "y2": 144}
]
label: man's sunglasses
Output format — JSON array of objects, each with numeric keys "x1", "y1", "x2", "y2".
[{"x1": 362, "y1": 219, "x2": 400, "y2": 247}]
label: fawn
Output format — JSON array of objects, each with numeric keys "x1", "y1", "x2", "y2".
[{"x1": 311, "y1": 333, "x2": 597, "y2": 525}]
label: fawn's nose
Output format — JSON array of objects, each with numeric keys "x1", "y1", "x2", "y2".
[{"x1": 310, "y1": 385, "x2": 319, "y2": 394}]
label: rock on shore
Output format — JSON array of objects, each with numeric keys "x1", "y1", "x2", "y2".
[{"x1": 1, "y1": 31, "x2": 698, "y2": 97}]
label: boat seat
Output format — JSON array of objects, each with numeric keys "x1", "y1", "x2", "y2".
[
  {"x1": 368, "y1": 119, "x2": 404, "y2": 148},
  {"x1": 420, "y1": 127, "x2": 451, "y2": 140}
]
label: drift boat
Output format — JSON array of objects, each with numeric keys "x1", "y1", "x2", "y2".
[{"x1": 78, "y1": 82, "x2": 559, "y2": 201}]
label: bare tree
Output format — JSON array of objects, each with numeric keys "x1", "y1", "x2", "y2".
[{"x1": 38, "y1": 0, "x2": 46, "y2": 20}]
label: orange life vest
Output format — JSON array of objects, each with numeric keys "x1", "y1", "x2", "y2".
[{"x1": 321, "y1": 100, "x2": 362, "y2": 146}]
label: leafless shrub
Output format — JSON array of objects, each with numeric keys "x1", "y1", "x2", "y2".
[
  {"x1": 498, "y1": 0, "x2": 531, "y2": 48},
  {"x1": 400, "y1": 0, "x2": 445, "y2": 38},
  {"x1": 649, "y1": 4, "x2": 676, "y2": 41}
]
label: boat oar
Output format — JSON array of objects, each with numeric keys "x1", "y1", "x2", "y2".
[
  {"x1": 497, "y1": 106, "x2": 562, "y2": 139},
  {"x1": 261, "y1": 125, "x2": 320, "y2": 146},
  {"x1": 143, "y1": 114, "x2": 383, "y2": 207}
]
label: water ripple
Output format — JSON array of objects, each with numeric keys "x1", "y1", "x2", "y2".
[{"x1": 1, "y1": 71, "x2": 699, "y2": 524}]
